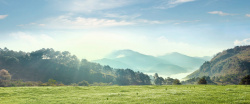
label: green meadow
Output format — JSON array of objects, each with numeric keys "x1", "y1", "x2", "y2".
[{"x1": 0, "y1": 85, "x2": 249, "y2": 104}]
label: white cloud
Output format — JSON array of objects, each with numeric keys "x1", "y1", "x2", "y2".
[
  {"x1": 17, "y1": 23, "x2": 46, "y2": 27},
  {"x1": 234, "y1": 38, "x2": 250, "y2": 46},
  {"x1": 136, "y1": 19, "x2": 162, "y2": 24},
  {"x1": 174, "y1": 20, "x2": 200, "y2": 25},
  {"x1": 0, "y1": 15, "x2": 8, "y2": 19},
  {"x1": 208, "y1": 11, "x2": 236, "y2": 16},
  {"x1": 18, "y1": 14, "x2": 133, "y2": 29},
  {"x1": 44, "y1": 15, "x2": 133, "y2": 29},
  {"x1": 104, "y1": 13, "x2": 141, "y2": 19},
  {"x1": 39, "y1": 24, "x2": 46, "y2": 26},
  {"x1": 156, "y1": 0, "x2": 195, "y2": 9},
  {"x1": 17, "y1": 14, "x2": 178, "y2": 29},
  {"x1": 136, "y1": 19, "x2": 174, "y2": 24},
  {"x1": 168, "y1": 0, "x2": 195, "y2": 5},
  {"x1": 3, "y1": 31, "x2": 220, "y2": 61},
  {"x1": 54, "y1": 0, "x2": 135, "y2": 13},
  {"x1": 246, "y1": 14, "x2": 250, "y2": 17},
  {"x1": 183, "y1": 20, "x2": 200, "y2": 23}
]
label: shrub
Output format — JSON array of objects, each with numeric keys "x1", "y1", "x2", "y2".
[
  {"x1": 0, "y1": 69, "x2": 11, "y2": 80},
  {"x1": 239, "y1": 75, "x2": 250, "y2": 85},
  {"x1": 173, "y1": 79, "x2": 181, "y2": 85},
  {"x1": 0, "y1": 79, "x2": 11, "y2": 87},
  {"x1": 198, "y1": 77, "x2": 207, "y2": 84},
  {"x1": 47, "y1": 79, "x2": 57, "y2": 86},
  {"x1": 70, "y1": 83, "x2": 78, "y2": 86},
  {"x1": 78, "y1": 80, "x2": 89, "y2": 86}
]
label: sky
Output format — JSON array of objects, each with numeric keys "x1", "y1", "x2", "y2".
[{"x1": 0, "y1": 0, "x2": 250, "y2": 60}]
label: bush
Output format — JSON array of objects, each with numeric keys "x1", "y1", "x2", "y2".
[
  {"x1": 78, "y1": 80, "x2": 89, "y2": 86},
  {"x1": 173, "y1": 79, "x2": 181, "y2": 85},
  {"x1": 239, "y1": 75, "x2": 250, "y2": 85},
  {"x1": 39, "y1": 83, "x2": 48, "y2": 86},
  {"x1": 198, "y1": 77, "x2": 207, "y2": 84},
  {"x1": 70, "y1": 83, "x2": 78, "y2": 86},
  {"x1": 0, "y1": 69, "x2": 11, "y2": 80},
  {"x1": 57, "y1": 82, "x2": 65, "y2": 86},
  {"x1": 47, "y1": 79, "x2": 57, "y2": 86},
  {"x1": 0, "y1": 79, "x2": 11, "y2": 87}
]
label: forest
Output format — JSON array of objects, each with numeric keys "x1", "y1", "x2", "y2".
[{"x1": 0, "y1": 47, "x2": 152, "y2": 86}]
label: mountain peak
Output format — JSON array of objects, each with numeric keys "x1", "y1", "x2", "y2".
[
  {"x1": 160, "y1": 52, "x2": 188, "y2": 58},
  {"x1": 169, "y1": 52, "x2": 185, "y2": 56},
  {"x1": 106, "y1": 49, "x2": 143, "y2": 59}
]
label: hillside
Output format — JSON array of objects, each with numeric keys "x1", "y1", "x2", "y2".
[
  {"x1": 93, "y1": 50, "x2": 207, "y2": 76},
  {"x1": 186, "y1": 46, "x2": 250, "y2": 84}
]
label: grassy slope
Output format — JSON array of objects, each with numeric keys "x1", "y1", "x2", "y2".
[{"x1": 0, "y1": 85, "x2": 249, "y2": 104}]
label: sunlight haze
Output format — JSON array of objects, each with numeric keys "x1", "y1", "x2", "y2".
[{"x1": 0, "y1": 0, "x2": 250, "y2": 60}]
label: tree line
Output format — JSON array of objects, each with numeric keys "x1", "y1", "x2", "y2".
[
  {"x1": 0, "y1": 48, "x2": 151, "y2": 86},
  {"x1": 153, "y1": 73, "x2": 181, "y2": 85},
  {"x1": 1, "y1": 47, "x2": 248, "y2": 87}
]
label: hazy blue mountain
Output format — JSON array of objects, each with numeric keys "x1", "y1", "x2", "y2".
[
  {"x1": 93, "y1": 49, "x2": 208, "y2": 75},
  {"x1": 148, "y1": 63, "x2": 187, "y2": 75},
  {"x1": 157, "y1": 52, "x2": 206, "y2": 71},
  {"x1": 93, "y1": 58, "x2": 132, "y2": 69},
  {"x1": 104, "y1": 50, "x2": 170, "y2": 70}
]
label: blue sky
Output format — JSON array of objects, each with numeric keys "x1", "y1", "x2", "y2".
[{"x1": 0, "y1": 0, "x2": 250, "y2": 60}]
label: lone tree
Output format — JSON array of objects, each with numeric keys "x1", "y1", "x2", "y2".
[
  {"x1": 0, "y1": 69, "x2": 11, "y2": 80},
  {"x1": 198, "y1": 76, "x2": 207, "y2": 84},
  {"x1": 239, "y1": 75, "x2": 250, "y2": 85},
  {"x1": 173, "y1": 79, "x2": 181, "y2": 85}
]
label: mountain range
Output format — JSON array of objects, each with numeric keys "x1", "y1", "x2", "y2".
[{"x1": 93, "y1": 49, "x2": 209, "y2": 76}]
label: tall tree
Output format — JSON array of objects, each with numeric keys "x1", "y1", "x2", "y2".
[{"x1": 198, "y1": 76, "x2": 207, "y2": 84}]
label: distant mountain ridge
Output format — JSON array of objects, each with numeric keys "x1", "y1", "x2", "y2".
[
  {"x1": 93, "y1": 49, "x2": 208, "y2": 76},
  {"x1": 157, "y1": 52, "x2": 206, "y2": 71},
  {"x1": 186, "y1": 46, "x2": 250, "y2": 84}
]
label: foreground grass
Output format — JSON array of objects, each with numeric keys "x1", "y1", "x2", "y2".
[{"x1": 0, "y1": 85, "x2": 249, "y2": 104}]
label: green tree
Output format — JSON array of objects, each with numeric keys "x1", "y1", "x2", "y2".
[
  {"x1": 154, "y1": 77, "x2": 164, "y2": 85},
  {"x1": 173, "y1": 79, "x2": 181, "y2": 85},
  {"x1": 239, "y1": 75, "x2": 250, "y2": 85},
  {"x1": 154, "y1": 73, "x2": 164, "y2": 85},
  {"x1": 165, "y1": 77, "x2": 175, "y2": 85},
  {"x1": 0, "y1": 69, "x2": 11, "y2": 80},
  {"x1": 78, "y1": 80, "x2": 89, "y2": 86},
  {"x1": 47, "y1": 79, "x2": 57, "y2": 86},
  {"x1": 198, "y1": 77, "x2": 207, "y2": 84}
]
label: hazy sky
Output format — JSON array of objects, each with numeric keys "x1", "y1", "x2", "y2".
[{"x1": 0, "y1": 0, "x2": 250, "y2": 60}]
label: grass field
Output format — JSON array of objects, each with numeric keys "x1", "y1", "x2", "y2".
[{"x1": 0, "y1": 85, "x2": 249, "y2": 104}]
